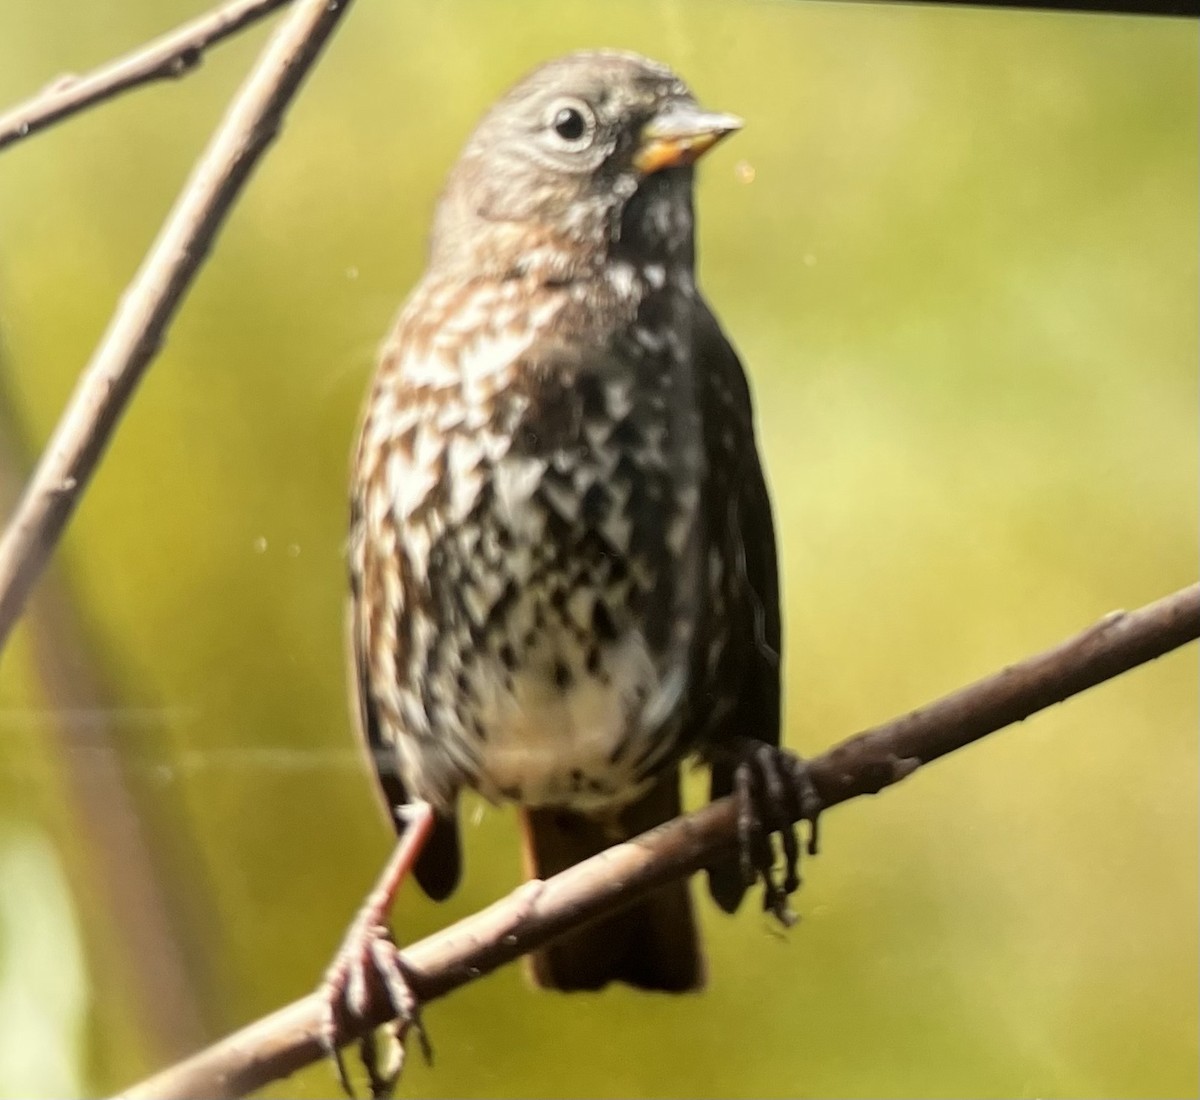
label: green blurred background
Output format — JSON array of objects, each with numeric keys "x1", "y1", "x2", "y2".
[{"x1": 0, "y1": 1, "x2": 1196, "y2": 1096}]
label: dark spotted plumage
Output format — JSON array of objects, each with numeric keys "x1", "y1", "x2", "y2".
[{"x1": 349, "y1": 49, "x2": 782, "y2": 992}]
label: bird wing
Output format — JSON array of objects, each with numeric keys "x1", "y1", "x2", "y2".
[
  {"x1": 697, "y1": 302, "x2": 784, "y2": 912},
  {"x1": 348, "y1": 449, "x2": 462, "y2": 901}
]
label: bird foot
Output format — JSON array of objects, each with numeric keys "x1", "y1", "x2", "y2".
[
  {"x1": 317, "y1": 803, "x2": 437, "y2": 1098},
  {"x1": 319, "y1": 916, "x2": 431, "y2": 1099},
  {"x1": 729, "y1": 739, "x2": 822, "y2": 925}
]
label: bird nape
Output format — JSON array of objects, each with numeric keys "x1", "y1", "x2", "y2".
[{"x1": 321, "y1": 48, "x2": 818, "y2": 1098}]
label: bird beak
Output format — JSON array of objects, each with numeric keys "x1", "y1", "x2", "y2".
[{"x1": 633, "y1": 105, "x2": 743, "y2": 175}]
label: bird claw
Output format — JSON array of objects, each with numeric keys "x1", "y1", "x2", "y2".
[
  {"x1": 730, "y1": 740, "x2": 821, "y2": 925},
  {"x1": 319, "y1": 919, "x2": 431, "y2": 1099}
]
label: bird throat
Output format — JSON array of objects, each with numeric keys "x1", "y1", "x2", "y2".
[{"x1": 612, "y1": 170, "x2": 696, "y2": 271}]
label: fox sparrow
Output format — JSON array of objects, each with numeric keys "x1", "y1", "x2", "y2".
[{"x1": 324, "y1": 47, "x2": 818, "y2": 1092}]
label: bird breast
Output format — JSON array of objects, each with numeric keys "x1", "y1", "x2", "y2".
[{"x1": 362, "y1": 270, "x2": 706, "y2": 812}]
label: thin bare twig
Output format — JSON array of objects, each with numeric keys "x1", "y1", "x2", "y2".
[
  {"x1": 0, "y1": 0, "x2": 293, "y2": 153},
  {"x1": 0, "y1": 0, "x2": 354, "y2": 654},
  {"x1": 116, "y1": 582, "x2": 1200, "y2": 1100}
]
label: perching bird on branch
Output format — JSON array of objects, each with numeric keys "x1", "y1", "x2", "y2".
[{"x1": 325, "y1": 47, "x2": 818, "y2": 1092}]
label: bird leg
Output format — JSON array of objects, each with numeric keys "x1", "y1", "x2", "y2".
[
  {"x1": 319, "y1": 801, "x2": 436, "y2": 1099},
  {"x1": 729, "y1": 739, "x2": 822, "y2": 925}
]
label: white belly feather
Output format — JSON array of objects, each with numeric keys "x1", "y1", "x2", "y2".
[{"x1": 473, "y1": 629, "x2": 685, "y2": 811}]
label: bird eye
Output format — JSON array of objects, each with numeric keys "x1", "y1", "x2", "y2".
[
  {"x1": 547, "y1": 100, "x2": 595, "y2": 148},
  {"x1": 553, "y1": 107, "x2": 586, "y2": 140}
]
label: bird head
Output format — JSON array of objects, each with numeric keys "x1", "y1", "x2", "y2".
[{"x1": 428, "y1": 50, "x2": 741, "y2": 281}]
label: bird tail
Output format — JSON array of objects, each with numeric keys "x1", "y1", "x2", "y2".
[{"x1": 517, "y1": 769, "x2": 704, "y2": 992}]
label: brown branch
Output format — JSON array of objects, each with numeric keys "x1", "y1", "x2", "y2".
[
  {"x1": 0, "y1": 0, "x2": 293, "y2": 153},
  {"x1": 0, "y1": 0, "x2": 354, "y2": 654},
  {"x1": 115, "y1": 581, "x2": 1200, "y2": 1100}
]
